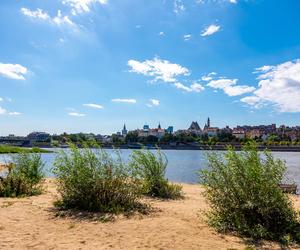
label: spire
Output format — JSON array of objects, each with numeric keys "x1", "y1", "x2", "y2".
[
  {"x1": 158, "y1": 122, "x2": 161, "y2": 129},
  {"x1": 207, "y1": 117, "x2": 210, "y2": 128}
]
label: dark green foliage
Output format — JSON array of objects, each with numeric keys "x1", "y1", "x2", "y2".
[
  {"x1": 200, "y1": 143, "x2": 300, "y2": 244},
  {"x1": 0, "y1": 153, "x2": 45, "y2": 197},
  {"x1": 130, "y1": 149, "x2": 182, "y2": 199},
  {"x1": 52, "y1": 145, "x2": 143, "y2": 213}
]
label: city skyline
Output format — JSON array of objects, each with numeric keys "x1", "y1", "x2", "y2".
[{"x1": 1, "y1": 0, "x2": 300, "y2": 135}]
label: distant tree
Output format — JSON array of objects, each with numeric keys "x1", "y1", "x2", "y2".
[
  {"x1": 125, "y1": 131, "x2": 139, "y2": 143},
  {"x1": 145, "y1": 135, "x2": 158, "y2": 144}
]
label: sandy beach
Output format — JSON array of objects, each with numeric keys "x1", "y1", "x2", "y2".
[{"x1": 1, "y1": 179, "x2": 299, "y2": 250}]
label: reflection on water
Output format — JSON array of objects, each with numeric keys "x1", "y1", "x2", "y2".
[{"x1": 0, "y1": 149, "x2": 299, "y2": 185}]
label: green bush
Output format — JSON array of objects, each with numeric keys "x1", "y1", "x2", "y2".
[
  {"x1": 200, "y1": 143, "x2": 300, "y2": 244},
  {"x1": 52, "y1": 145, "x2": 143, "y2": 213},
  {"x1": 0, "y1": 153, "x2": 45, "y2": 197},
  {"x1": 130, "y1": 149, "x2": 182, "y2": 199}
]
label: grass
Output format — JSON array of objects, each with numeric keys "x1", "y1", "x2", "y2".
[
  {"x1": 52, "y1": 144, "x2": 147, "y2": 214},
  {"x1": 0, "y1": 145, "x2": 52, "y2": 154},
  {"x1": 200, "y1": 142, "x2": 300, "y2": 245},
  {"x1": 130, "y1": 149, "x2": 183, "y2": 199},
  {"x1": 0, "y1": 153, "x2": 45, "y2": 197}
]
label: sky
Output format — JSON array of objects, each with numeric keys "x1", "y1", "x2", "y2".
[{"x1": 1, "y1": 0, "x2": 300, "y2": 136}]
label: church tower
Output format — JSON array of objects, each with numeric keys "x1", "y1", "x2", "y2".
[
  {"x1": 122, "y1": 124, "x2": 127, "y2": 136},
  {"x1": 207, "y1": 117, "x2": 210, "y2": 128}
]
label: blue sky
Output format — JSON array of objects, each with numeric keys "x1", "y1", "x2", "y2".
[{"x1": 1, "y1": 0, "x2": 300, "y2": 135}]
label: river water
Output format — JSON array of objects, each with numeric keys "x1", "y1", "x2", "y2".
[{"x1": 1, "y1": 149, "x2": 300, "y2": 185}]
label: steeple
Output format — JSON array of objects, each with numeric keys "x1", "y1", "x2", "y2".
[
  {"x1": 158, "y1": 122, "x2": 161, "y2": 129},
  {"x1": 207, "y1": 117, "x2": 210, "y2": 128},
  {"x1": 122, "y1": 123, "x2": 127, "y2": 136}
]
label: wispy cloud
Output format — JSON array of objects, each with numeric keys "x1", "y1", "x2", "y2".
[
  {"x1": 8, "y1": 112, "x2": 21, "y2": 116},
  {"x1": 111, "y1": 98, "x2": 137, "y2": 104},
  {"x1": 0, "y1": 106, "x2": 21, "y2": 116},
  {"x1": 201, "y1": 72, "x2": 217, "y2": 82},
  {"x1": 159, "y1": 31, "x2": 165, "y2": 36},
  {"x1": 0, "y1": 107, "x2": 6, "y2": 115},
  {"x1": 207, "y1": 78, "x2": 255, "y2": 96},
  {"x1": 83, "y1": 103, "x2": 104, "y2": 109},
  {"x1": 68, "y1": 112, "x2": 86, "y2": 117},
  {"x1": 183, "y1": 34, "x2": 192, "y2": 41},
  {"x1": 175, "y1": 82, "x2": 205, "y2": 93},
  {"x1": 0, "y1": 63, "x2": 28, "y2": 80},
  {"x1": 62, "y1": 0, "x2": 108, "y2": 15},
  {"x1": 201, "y1": 24, "x2": 220, "y2": 37},
  {"x1": 20, "y1": 8, "x2": 49, "y2": 20},
  {"x1": 21, "y1": 8, "x2": 77, "y2": 28},
  {"x1": 147, "y1": 99, "x2": 160, "y2": 107},
  {"x1": 174, "y1": 0, "x2": 185, "y2": 14}
]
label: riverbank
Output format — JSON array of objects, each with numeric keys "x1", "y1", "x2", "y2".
[
  {"x1": 102, "y1": 144, "x2": 300, "y2": 152},
  {"x1": 0, "y1": 145, "x2": 52, "y2": 154},
  {"x1": 1, "y1": 179, "x2": 299, "y2": 249}
]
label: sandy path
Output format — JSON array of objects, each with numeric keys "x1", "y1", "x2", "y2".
[{"x1": 0, "y1": 180, "x2": 298, "y2": 249}]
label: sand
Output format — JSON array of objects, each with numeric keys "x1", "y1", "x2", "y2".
[{"x1": 0, "y1": 179, "x2": 299, "y2": 250}]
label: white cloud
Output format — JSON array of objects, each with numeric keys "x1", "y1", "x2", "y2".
[
  {"x1": 111, "y1": 98, "x2": 137, "y2": 104},
  {"x1": 147, "y1": 99, "x2": 160, "y2": 107},
  {"x1": 128, "y1": 57, "x2": 189, "y2": 83},
  {"x1": 68, "y1": 112, "x2": 86, "y2": 117},
  {"x1": 0, "y1": 98, "x2": 3, "y2": 102},
  {"x1": 201, "y1": 72, "x2": 217, "y2": 81},
  {"x1": 53, "y1": 10, "x2": 76, "y2": 26},
  {"x1": 83, "y1": 103, "x2": 104, "y2": 109},
  {"x1": 242, "y1": 59, "x2": 300, "y2": 112},
  {"x1": 183, "y1": 34, "x2": 192, "y2": 41},
  {"x1": 174, "y1": 0, "x2": 185, "y2": 14},
  {"x1": 175, "y1": 82, "x2": 205, "y2": 93},
  {"x1": 0, "y1": 107, "x2": 20, "y2": 116},
  {"x1": 0, "y1": 107, "x2": 6, "y2": 115},
  {"x1": 21, "y1": 8, "x2": 76, "y2": 28},
  {"x1": 196, "y1": 0, "x2": 238, "y2": 4},
  {"x1": 159, "y1": 31, "x2": 165, "y2": 36},
  {"x1": 62, "y1": 0, "x2": 108, "y2": 15},
  {"x1": 8, "y1": 112, "x2": 21, "y2": 116},
  {"x1": 207, "y1": 78, "x2": 255, "y2": 96},
  {"x1": 0, "y1": 63, "x2": 28, "y2": 80},
  {"x1": 20, "y1": 8, "x2": 50, "y2": 20},
  {"x1": 201, "y1": 24, "x2": 220, "y2": 37}
]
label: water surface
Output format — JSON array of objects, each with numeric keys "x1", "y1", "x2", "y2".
[{"x1": 1, "y1": 149, "x2": 299, "y2": 185}]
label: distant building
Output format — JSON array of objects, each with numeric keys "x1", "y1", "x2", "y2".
[
  {"x1": 205, "y1": 127, "x2": 218, "y2": 137},
  {"x1": 188, "y1": 121, "x2": 202, "y2": 135},
  {"x1": 204, "y1": 117, "x2": 211, "y2": 129},
  {"x1": 122, "y1": 124, "x2": 128, "y2": 136},
  {"x1": 246, "y1": 129, "x2": 261, "y2": 139},
  {"x1": 166, "y1": 126, "x2": 174, "y2": 134},
  {"x1": 143, "y1": 124, "x2": 150, "y2": 131},
  {"x1": 189, "y1": 121, "x2": 201, "y2": 131},
  {"x1": 232, "y1": 129, "x2": 245, "y2": 139}
]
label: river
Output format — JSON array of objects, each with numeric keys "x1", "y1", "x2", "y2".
[{"x1": 1, "y1": 149, "x2": 300, "y2": 185}]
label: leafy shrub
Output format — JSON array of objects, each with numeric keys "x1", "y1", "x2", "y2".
[
  {"x1": 52, "y1": 145, "x2": 143, "y2": 213},
  {"x1": 200, "y1": 143, "x2": 300, "y2": 244},
  {"x1": 130, "y1": 149, "x2": 182, "y2": 199},
  {"x1": 0, "y1": 153, "x2": 45, "y2": 197}
]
